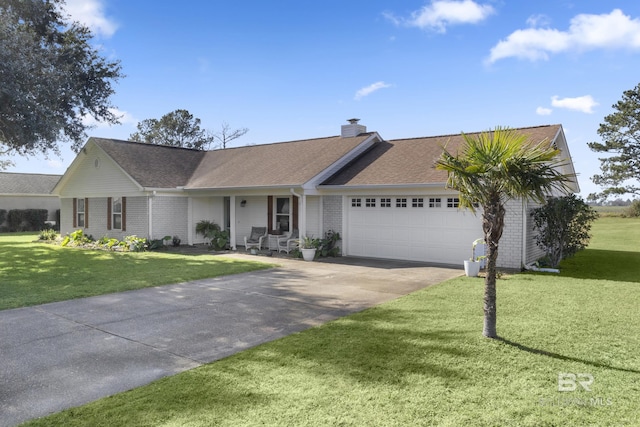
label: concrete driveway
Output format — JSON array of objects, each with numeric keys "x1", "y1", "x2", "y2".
[{"x1": 0, "y1": 254, "x2": 461, "y2": 426}]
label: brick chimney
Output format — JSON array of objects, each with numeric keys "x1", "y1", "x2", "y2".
[{"x1": 341, "y1": 118, "x2": 366, "y2": 137}]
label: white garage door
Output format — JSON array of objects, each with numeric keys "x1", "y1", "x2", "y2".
[{"x1": 347, "y1": 196, "x2": 483, "y2": 265}]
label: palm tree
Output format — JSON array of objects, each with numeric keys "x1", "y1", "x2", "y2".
[{"x1": 435, "y1": 127, "x2": 571, "y2": 338}]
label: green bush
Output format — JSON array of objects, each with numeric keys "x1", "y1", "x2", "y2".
[
  {"x1": 622, "y1": 200, "x2": 640, "y2": 217},
  {"x1": 195, "y1": 220, "x2": 229, "y2": 250},
  {"x1": 531, "y1": 195, "x2": 599, "y2": 268},
  {"x1": 61, "y1": 229, "x2": 94, "y2": 246},
  {"x1": 122, "y1": 235, "x2": 148, "y2": 252},
  {"x1": 6, "y1": 209, "x2": 48, "y2": 231},
  {"x1": 38, "y1": 229, "x2": 58, "y2": 241},
  {"x1": 97, "y1": 235, "x2": 120, "y2": 250}
]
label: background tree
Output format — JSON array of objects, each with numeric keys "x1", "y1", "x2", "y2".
[
  {"x1": 212, "y1": 121, "x2": 249, "y2": 149},
  {"x1": 588, "y1": 83, "x2": 640, "y2": 200},
  {"x1": 0, "y1": 0, "x2": 123, "y2": 164},
  {"x1": 436, "y1": 127, "x2": 571, "y2": 339},
  {"x1": 531, "y1": 195, "x2": 599, "y2": 268},
  {"x1": 130, "y1": 110, "x2": 215, "y2": 150}
]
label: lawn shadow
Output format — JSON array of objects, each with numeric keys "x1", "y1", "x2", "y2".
[
  {"x1": 558, "y1": 249, "x2": 640, "y2": 283},
  {"x1": 497, "y1": 337, "x2": 640, "y2": 374}
]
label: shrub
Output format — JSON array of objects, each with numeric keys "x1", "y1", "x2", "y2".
[
  {"x1": 531, "y1": 195, "x2": 599, "y2": 268},
  {"x1": 122, "y1": 235, "x2": 147, "y2": 252},
  {"x1": 97, "y1": 235, "x2": 120, "y2": 250},
  {"x1": 148, "y1": 236, "x2": 171, "y2": 251},
  {"x1": 318, "y1": 230, "x2": 341, "y2": 257},
  {"x1": 195, "y1": 220, "x2": 229, "y2": 250},
  {"x1": 622, "y1": 200, "x2": 640, "y2": 217},
  {"x1": 38, "y1": 229, "x2": 58, "y2": 241},
  {"x1": 6, "y1": 209, "x2": 48, "y2": 231},
  {"x1": 61, "y1": 229, "x2": 94, "y2": 247}
]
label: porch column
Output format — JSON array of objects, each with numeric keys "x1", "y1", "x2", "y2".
[
  {"x1": 291, "y1": 188, "x2": 306, "y2": 238},
  {"x1": 229, "y1": 195, "x2": 237, "y2": 250},
  {"x1": 187, "y1": 197, "x2": 193, "y2": 245}
]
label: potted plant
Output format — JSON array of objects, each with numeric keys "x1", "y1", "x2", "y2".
[
  {"x1": 464, "y1": 238, "x2": 485, "y2": 277},
  {"x1": 299, "y1": 236, "x2": 319, "y2": 261}
]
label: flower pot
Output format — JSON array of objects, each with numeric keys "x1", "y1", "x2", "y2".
[
  {"x1": 301, "y1": 248, "x2": 316, "y2": 261},
  {"x1": 464, "y1": 260, "x2": 480, "y2": 277}
]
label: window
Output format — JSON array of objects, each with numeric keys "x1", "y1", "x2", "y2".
[
  {"x1": 351, "y1": 198, "x2": 361, "y2": 207},
  {"x1": 107, "y1": 196, "x2": 126, "y2": 231},
  {"x1": 429, "y1": 198, "x2": 441, "y2": 208},
  {"x1": 447, "y1": 197, "x2": 460, "y2": 208},
  {"x1": 396, "y1": 198, "x2": 407, "y2": 208},
  {"x1": 112, "y1": 197, "x2": 122, "y2": 230},
  {"x1": 77, "y1": 198, "x2": 85, "y2": 227},
  {"x1": 365, "y1": 198, "x2": 376, "y2": 208},
  {"x1": 380, "y1": 198, "x2": 391, "y2": 208},
  {"x1": 412, "y1": 198, "x2": 424, "y2": 208},
  {"x1": 275, "y1": 197, "x2": 290, "y2": 232}
]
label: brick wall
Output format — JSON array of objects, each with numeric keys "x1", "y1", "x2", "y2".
[
  {"x1": 151, "y1": 196, "x2": 188, "y2": 241},
  {"x1": 322, "y1": 195, "x2": 343, "y2": 253},
  {"x1": 60, "y1": 196, "x2": 148, "y2": 239},
  {"x1": 496, "y1": 199, "x2": 524, "y2": 269}
]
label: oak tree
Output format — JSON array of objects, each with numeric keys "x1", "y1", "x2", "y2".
[{"x1": 0, "y1": 0, "x2": 123, "y2": 162}]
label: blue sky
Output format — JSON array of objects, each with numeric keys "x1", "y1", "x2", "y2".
[{"x1": 9, "y1": 0, "x2": 640, "y2": 198}]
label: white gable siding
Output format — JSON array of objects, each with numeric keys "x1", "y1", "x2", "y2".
[{"x1": 57, "y1": 144, "x2": 141, "y2": 197}]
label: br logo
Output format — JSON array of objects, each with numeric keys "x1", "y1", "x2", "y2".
[{"x1": 558, "y1": 373, "x2": 594, "y2": 392}]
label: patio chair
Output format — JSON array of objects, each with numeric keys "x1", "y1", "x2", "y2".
[
  {"x1": 277, "y1": 229, "x2": 300, "y2": 254},
  {"x1": 244, "y1": 226, "x2": 267, "y2": 251}
]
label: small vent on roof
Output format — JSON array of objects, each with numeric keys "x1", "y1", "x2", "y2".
[{"x1": 341, "y1": 118, "x2": 366, "y2": 138}]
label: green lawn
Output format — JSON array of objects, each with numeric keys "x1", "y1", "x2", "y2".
[
  {"x1": 0, "y1": 234, "x2": 273, "y2": 310},
  {"x1": 21, "y1": 218, "x2": 640, "y2": 426}
]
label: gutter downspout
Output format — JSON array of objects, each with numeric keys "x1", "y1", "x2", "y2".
[{"x1": 290, "y1": 188, "x2": 305, "y2": 239}]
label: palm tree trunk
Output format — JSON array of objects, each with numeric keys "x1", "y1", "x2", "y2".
[{"x1": 482, "y1": 198, "x2": 505, "y2": 339}]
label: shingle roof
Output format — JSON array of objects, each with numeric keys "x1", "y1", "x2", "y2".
[
  {"x1": 0, "y1": 172, "x2": 61, "y2": 195},
  {"x1": 321, "y1": 125, "x2": 562, "y2": 186},
  {"x1": 186, "y1": 134, "x2": 373, "y2": 189},
  {"x1": 92, "y1": 138, "x2": 206, "y2": 188}
]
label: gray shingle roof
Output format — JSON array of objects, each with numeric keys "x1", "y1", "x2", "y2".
[
  {"x1": 82, "y1": 125, "x2": 563, "y2": 190},
  {"x1": 0, "y1": 172, "x2": 61, "y2": 195},
  {"x1": 321, "y1": 125, "x2": 562, "y2": 186},
  {"x1": 187, "y1": 134, "x2": 373, "y2": 189},
  {"x1": 91, "y1": 138, "x2": 206, "y2": 188}
]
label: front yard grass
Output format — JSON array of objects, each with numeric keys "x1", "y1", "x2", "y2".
[
  {"x1": 21, "y1": 218, "x2": 640, "y2": 426},
  {"x1": 0, "y1": 234, "x2": 273, "y2": 310}
]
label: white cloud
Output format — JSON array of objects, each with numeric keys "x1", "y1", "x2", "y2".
[
  {"x1": 82, "y1": 108, "x2": 138, "y2": 128},
  {"x1": 536, "y1": 107, "x2": 553, "y2": 116},
  {"x1": 354, "y1": 81, "x2": 392, "y2": 100},
  {"x1": 488, "y1": 9, "x2": 640, "y2": 63},
  {"x1": 386, "y1": 0, "x2": 494, "y2": 33},
  {"x1": 551, "y1": 95, "x2": 598, "y2": 114},
  {"x1": 61, "y1": 0, "x2": 118, "y2": 38},
  {"x1": 526, "y1": 14, "x2": 551, "y2": 28}
]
